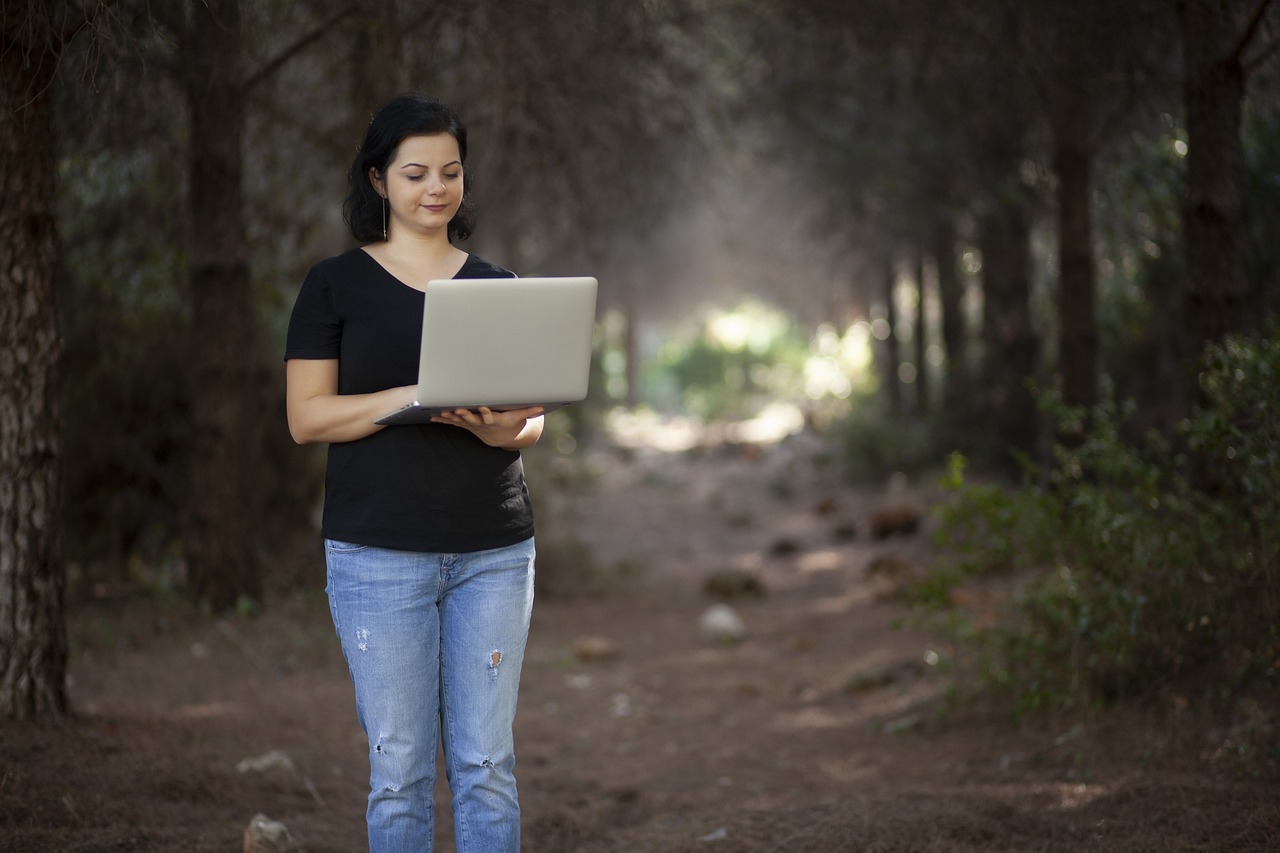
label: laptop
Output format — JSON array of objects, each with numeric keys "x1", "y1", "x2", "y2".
[{"x1": 375, "y1": 276, "x2": 598, "y2": 425}]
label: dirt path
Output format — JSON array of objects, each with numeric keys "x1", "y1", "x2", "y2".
[{"x1": 2, "y1": 435, "x2": 1277, "y2": 851}]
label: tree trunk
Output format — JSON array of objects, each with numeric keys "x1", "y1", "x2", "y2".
[
  {"x1": 181, "y1": 0, "x2": 260, "y2": 609},
  {"x1": 1053, "y1": 95, "x2": 1098, "y2": 411},
  {"x1": 978, "y1": 187, "x2": 1038, "y2": 477},
  {"x1": 0, "y1": 13, "x2": 68, "y2": 720},
  {"x1": 914, "y1": 251, "x2": 929, "y2": 413},
  {"x1": 933, "y1": 215, "x2": 967, "y2": 412},
  {"x1": 347, "y1": 1, "x2": 406, "y2": 180},
  {"x1": 1178, "y1": 0, "x2": 1248, "y2": 365},
  {"x1": 622, "y1": 300, "x2": 639, "y2": 409},
  {"x1": 879, "y1": 253, "x2": 903, "y2": 414}
]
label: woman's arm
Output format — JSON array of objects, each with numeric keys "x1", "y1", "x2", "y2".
[{"x1": 286, "y1": 358, "x2": 415, "y2": 445}]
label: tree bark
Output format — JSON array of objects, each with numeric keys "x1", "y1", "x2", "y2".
[
  {"x1": 181, "y1": 0, "x2": 260, "y2": 609},
  {"x1": 914, "y1": 251, "x2": 929, "y2": 413},
  {"x1": 0, "y1": 9, "x2": 68, "y2": 720},
  {"x1": 1053, "y1": 94, "x2": 1098, "y2": 411},
  {"x1": 979, "y1": 186, "x2": 1038, "y2": 477},
  {"x1": 879, "y1": 253, "x2": 903, "y2": 414},
  {"x1": 1178, "y1": 0, "x2": 1249, "y2": 364},
  {"x1": 933, "y1": 215, "x2": 967, "y2": 412}
]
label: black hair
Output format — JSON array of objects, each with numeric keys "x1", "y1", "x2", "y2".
[{"x1": 342, "y1": 93, "x2": 476, "y2": 243}]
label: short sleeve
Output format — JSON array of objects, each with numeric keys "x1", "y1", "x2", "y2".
[{"x1": 284, "y1": 262, "x2": 341, "y2": 360}]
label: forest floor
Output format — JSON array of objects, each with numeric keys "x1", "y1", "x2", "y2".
[{"x1": 2, "y1": 418, "x2": 1278, "y2": 852}]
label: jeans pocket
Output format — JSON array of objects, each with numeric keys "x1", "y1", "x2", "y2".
[{"x1": 325, "y1": 539, "x2": 369, "y2": 554}]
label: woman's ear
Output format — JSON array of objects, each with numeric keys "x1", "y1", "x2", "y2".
[{"x1": 368, "y1": 167, "x2": 385, "y2": 198}]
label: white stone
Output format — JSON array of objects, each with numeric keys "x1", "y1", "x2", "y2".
[{"x1": 698, "y1": 603, "x2": 746, "y2": 644}]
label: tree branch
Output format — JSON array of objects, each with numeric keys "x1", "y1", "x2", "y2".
[
  {"x1": 1230, "y1": 0, "x2": 1274, "y2": 64},
  {"x1": 54, "y1": 0, "x2": 120, "y2": 51},
  {"x1": 243, "y1": 1, "x2": 358, "y2": 91},
  {"x1": 0, "y1": 0, "x2": 117, "y2": 59}
]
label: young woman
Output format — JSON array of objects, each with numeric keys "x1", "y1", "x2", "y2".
[{"x1": 285, "y1": 93, "x2": 542, "y2": 852}]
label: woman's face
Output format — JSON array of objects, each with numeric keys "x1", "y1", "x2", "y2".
[{"x1": 374, "y1": 133, "x2": 464, "y2": 239}]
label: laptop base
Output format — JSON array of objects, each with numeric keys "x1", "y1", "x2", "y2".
[{"x1": 375, "y1": 401, "x2": 570, "y2": 426}]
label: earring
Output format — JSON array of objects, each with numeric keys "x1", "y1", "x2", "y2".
[{"x1": 381, "y1": 196, "x2": 388, "y2": 241}]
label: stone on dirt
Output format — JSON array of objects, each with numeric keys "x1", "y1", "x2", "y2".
[
  {"x1": 242, "y1": 813, "x2": 294, "y2": 852},
  {"x1": 702, "y1": 567, "x2": 767, "y2": 599},
  {"x1": 699, "y1": 603, "x2": 746, "y2": 643},
  {"x1": 869, "y1": 504, "x2": 922, "y2": 539}
]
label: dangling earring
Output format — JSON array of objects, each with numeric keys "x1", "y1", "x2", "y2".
[{"x1": 381, "y1": 195, "x2": 388, "y2": 241}]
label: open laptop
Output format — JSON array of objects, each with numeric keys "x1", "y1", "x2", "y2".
[{"x1": 375, "y1": 276, "x2": 598, "y2": 425}]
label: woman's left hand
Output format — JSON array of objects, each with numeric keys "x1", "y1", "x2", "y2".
[{"x1": 431, "y1": 406, "x2": 545, "y2": 450}]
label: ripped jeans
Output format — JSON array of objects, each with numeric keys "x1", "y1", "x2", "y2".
[{"x1": 325, "y1": 536, "x2": 535, "y2": 853}]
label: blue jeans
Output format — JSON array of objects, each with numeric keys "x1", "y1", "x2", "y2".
[{"x1": 325, "y1": 536, "x2": 536, "y2": 853}]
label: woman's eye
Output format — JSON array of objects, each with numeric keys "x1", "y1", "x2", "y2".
[
  {"x1": 445, "y1": 173, "x2": 460, "y2": 180},
  {"x1": 407, "y1": 174, "x2": 425, "y2": 182}
]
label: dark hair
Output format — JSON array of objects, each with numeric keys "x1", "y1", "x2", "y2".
[{"x1": 342, "y1": 94, "x2": 476, "y2": 243}]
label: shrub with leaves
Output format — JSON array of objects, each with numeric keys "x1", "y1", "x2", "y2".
[{"x1": 929, "y1": 324, "x2": 1279, "y2": 715}]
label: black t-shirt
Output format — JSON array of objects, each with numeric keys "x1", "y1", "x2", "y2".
[{"x1": 285, "y1": 249, "x2": 534, "y2": 552}]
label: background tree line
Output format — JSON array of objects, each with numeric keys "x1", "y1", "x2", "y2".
[{"x1": 2, "y1": 0, "x2": 1277, "y2": 719}]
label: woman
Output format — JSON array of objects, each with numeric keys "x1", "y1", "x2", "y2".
[{"x1": 285, "y1": 93, "x2": 542, "y2": 852}]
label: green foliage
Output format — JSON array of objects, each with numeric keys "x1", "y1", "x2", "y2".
[
  {"x1": 1194, "y1": 329, "x2": 1280, "y2": 513},
  {"x1": 837, "y1": 396, "x2": 939, "y2": 484},
  {"x1": 930, "y1": 452, "x2": 1056, "y2": 576},
  {"x1": 929, "y1": 327, "x2": 1280, "y2": 715},
  {"x1": 643, "y1": 300, "x2": 810, "y2": 421}
]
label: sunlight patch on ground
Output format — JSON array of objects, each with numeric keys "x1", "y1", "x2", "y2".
[
  {"x1": 795, "y1": 548, "x2": 845, "y2": 573},
  {"x1": 965, "y1": 782, "x2": 1112, "y2": 811},
  {"x1": 771, "y1": 705, "x2": 863, "y2": 731},
  {"x1": 1046, "y1": 782, "x2": 1110, "y2": 810},
  {"x1": 605, "y1": 403, "x2": 805, "y2": 452},
  {"x1": 173, "y1": 700, "x2": 242, "y2": 720},
  {"x1": 815, "y1": 755, "x2": 882, "y2": 784},
  {"x1": 772, "y1": 678, "x2": 940, "y2": 733},
  {"x1": 807, "y1": 587, "x2": 877, "y2": 614}
]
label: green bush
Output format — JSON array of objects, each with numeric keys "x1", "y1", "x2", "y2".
[
  {"x1": 643, "y1": 300, "x2": 810, "y2": 421},
  {"x1": 837, "y1": 397, "x2": 939, "y2": 484},
  {"x1": 929, "y1": 325, "x2": 1280, "y2": 715}
]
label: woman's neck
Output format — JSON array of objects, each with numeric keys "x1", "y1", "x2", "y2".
[
  {"x1": 366, "y1": 232, "x2": 468, "y2": 288},
  {"x1": 385, "y1": 229, "x2": 461, "y2": 264}
]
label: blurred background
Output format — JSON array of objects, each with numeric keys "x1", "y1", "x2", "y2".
[{"x1": 13, "y1": 0, "x2": 1276, "y2": 627}]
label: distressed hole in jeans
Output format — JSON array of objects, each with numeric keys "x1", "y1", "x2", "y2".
[{"x1": 489, "y1": 650, "x2": 502, "y2": 668}]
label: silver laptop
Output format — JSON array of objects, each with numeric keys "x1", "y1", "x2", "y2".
[{"x1": 375, "y1": 276, "x2": 598, "y2": 425}]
